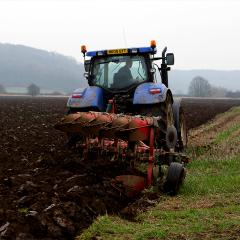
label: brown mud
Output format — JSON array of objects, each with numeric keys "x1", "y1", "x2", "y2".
[
  {"x1": 181, "y1": 97, "x2": 240, "y2": 129},
  {"x1": 0, "y1": 96, "x2": 239, "y2": 239}
]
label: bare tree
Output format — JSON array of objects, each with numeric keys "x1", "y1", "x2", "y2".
[
  {"x1": 0, "y1": 84, "x2": 6, "y2": 94},
  {"x1": 27, "y1": 83, "x2": 40, "y2": 96},
  {"x1": 188, "y1": 76, "x2": 211, "y2": 97}
]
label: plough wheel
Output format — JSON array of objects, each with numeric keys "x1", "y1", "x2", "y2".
[{"x1": 164, "y1": 162, "x2": 185, "y2": 195}]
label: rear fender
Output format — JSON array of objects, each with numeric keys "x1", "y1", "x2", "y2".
[
  {"x1": 133, "y1": 82, "x2": 172, "y2": 105},
  {"x1": 67, "y1": 86, "x2": 104, "y2": 111}
]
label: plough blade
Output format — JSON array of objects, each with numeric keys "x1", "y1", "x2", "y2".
[
  {"x1": 114, "y1": 175, "x2": 146, "y2": 197},
  {"x1": 55, "y1": 112, "x2": 158, "y2": 142}
]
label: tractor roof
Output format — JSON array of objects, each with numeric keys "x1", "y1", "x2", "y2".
[{"x1": 86, "y1": 47, "x2": 157, "y2": 57}]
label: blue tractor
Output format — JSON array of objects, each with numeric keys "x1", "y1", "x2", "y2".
[{"x1": 56, "y1": 41, "x2": 188, "y2": 196}]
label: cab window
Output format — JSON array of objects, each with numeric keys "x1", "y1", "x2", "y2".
[{"x1": 91, "y1": 55, "x2": 148, "y2": 90}]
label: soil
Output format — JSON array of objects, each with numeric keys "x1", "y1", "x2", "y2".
[
  {"x1": 0, "y1": 96, "x2": 240, "y2": 240},
  {"x1": 181, "y1": 97, "x2": 240, "y2": 130}
]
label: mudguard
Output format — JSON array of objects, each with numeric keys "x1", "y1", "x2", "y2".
[
  {"x1": 67, "y1": 86, "x2": 104, "y2": 111},
  {"x1": 133, "y1": 82, "x2": 171, "y2": 105}
]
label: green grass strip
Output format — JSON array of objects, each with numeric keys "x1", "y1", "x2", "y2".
[{"x1": 214, "y1": 123, "x2": 240, "y2": 144}]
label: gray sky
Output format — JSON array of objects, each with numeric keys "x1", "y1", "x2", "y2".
[{"x1": 0, "y1": 0, "x2": 240, "y2": 69}]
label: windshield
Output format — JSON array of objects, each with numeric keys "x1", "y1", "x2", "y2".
[{"x1": 90, "y1": 55, "x2": 148, "y2": 90}]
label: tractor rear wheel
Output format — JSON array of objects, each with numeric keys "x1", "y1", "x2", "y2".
[
  {"x1": 138, "y1": 94, "x2": 174, "y2": 148},
  {"x1": 177, "y1": 109, "x2": 187, "y2": 151},
  {"x1": 137, "y1": 94, "x2": 174, "y2": 129},
  {"x1": 164, "y1": 95, "x2": 174, "y2": 130},
  {"x1": 164, "y1": 162, "x2": 185, "y2": 195}
]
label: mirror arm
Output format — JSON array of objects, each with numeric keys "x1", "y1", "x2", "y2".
[
  {"x1": 152, "y1": 57, "x2": 163, "y2": 61},
  {"x1": 162, "y1": 47, "x2": 167, "y2": 64}
]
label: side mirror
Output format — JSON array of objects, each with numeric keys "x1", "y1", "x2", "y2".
[
  {"x1": 84, "y1": 60, "x2": 90, "y2": 72},
  {"x1": 166, "y1": 53, "x2": 174, "y2": 65}
]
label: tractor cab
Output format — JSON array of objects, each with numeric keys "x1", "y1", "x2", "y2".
[
  {"x1": 84, "y1": 46, "x2": 157, "y2": 92},
  {"x1": 81, "y1": 41, "x2": 175, "y2": 94},
  {"x1": 67, "y1": 41, "x2": 175, "y2": 113}
]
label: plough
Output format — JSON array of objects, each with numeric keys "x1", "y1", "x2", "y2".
[{"x1": 55, "y1": 110, "x2": 189, "y2": 196}]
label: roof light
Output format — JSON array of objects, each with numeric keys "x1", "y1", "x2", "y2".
[
  {"x1": 72, "y1": 93, "x2": 83, "y2": 99},
  {"x1": 81, "y1": 45, "x2": 87, "y2": 54},
  {"x1": 149, "y1": 88, "x2": 161, "y2": 94},
  {"x1": 150, "y1": 40, "x2": 157, "y2": 48}
]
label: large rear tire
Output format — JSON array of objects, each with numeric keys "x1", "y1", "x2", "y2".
[
  {"x1": 164, "y1": 95, "x2": 174, "y2": 131},
  {"x1": 173, "y1": 99, "x2": 188, "y2": 152},
  {"x1": 178, "y1": 109, "x2": 187, "y2": 151},
  {"x1": 137, "y1": 94, "x2": 174, "y2": 148}
]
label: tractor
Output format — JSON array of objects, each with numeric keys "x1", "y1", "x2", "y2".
[{"x1": 55, "y1": 40, "x2": 188, "y2": 196}]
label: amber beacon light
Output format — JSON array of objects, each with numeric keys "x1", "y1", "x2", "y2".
[
  {"x1": 81, "y1": 45, "x2": 87, "y2": 54},
  {"x1": 150, "y1": 40, "x2": 157, "y2": 48}
]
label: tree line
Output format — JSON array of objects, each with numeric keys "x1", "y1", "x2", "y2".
[
  {"x1": 188, "y1": 76, "x2": 240, "y2": 98},
  {"x1": 0, "y1": 83, "x2": 64, "y2": 96},
  {"x1": 1, "y1": 76, "x2": 240, "y2": 98}
]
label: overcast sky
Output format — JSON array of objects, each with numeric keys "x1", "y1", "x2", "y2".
[{"x1": 0, "y1": 0, "x2": 240, "y2": 70}]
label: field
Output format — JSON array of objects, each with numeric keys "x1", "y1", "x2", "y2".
[{"x1": 0, "y1": 96, "x2": 240, "y2": 240}]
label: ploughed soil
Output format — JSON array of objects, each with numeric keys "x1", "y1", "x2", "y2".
[
  {"x1": 181, "y1": 97, "x2": 240, "y2": 130},
  {"x1": 0, "y1": 96, "x2": 240, "y2": 240}
]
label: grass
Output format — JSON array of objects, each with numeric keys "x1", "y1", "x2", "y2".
[
  {"x1": 182, "y1": 157, "x2": 240, "y2": 196},
  {"x1": 77, "y1": 107, "x2": 240, "y2": 240},
  {"x1": 214, "y1": 123, "x2": 240, "y2": 144}
]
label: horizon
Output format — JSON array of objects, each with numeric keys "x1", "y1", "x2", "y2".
[{"x1": 2, "y1": 41, "x2": 240, "y2": 72}]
